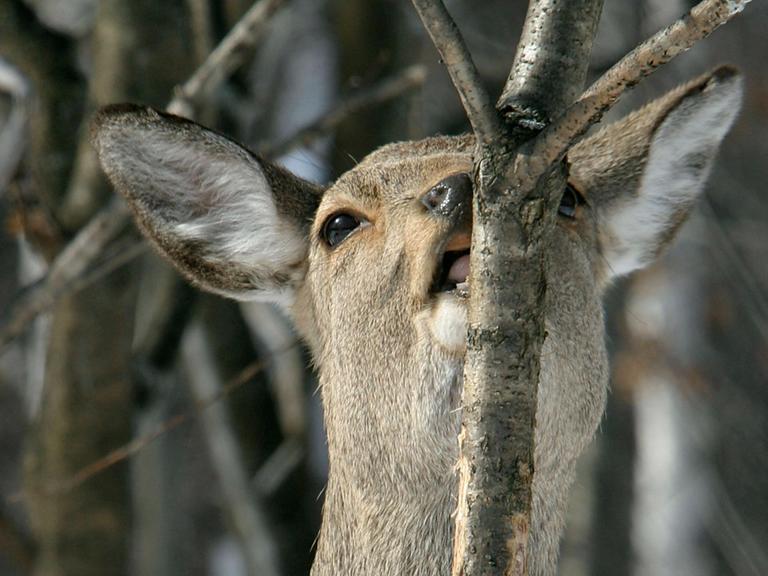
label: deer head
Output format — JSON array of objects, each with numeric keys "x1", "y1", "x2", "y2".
[{"x1": 92, "y1": 66, "x2": 741, "y2": 575}]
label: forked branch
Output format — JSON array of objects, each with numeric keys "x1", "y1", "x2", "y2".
[
  {"x1": 424, "y1": 0, "x2": 751, "y2": 575},
  {"x1": 168, "y1": 0, "x2": 287, "y2": 117},
  {"x1": 447, "y1": 0, "x2": 605, "y2": 574},
  {"x1": 523, "y1": 0, "x2": 753, "y2": 185},
  {"x1": 261, "y1": 64, "x2": 427, "y2": 158},
  {"x1": 410, "y1": 0, "x2": 501, "y2": 147}
]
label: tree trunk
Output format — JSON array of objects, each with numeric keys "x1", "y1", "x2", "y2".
[
  {"x1": 453, "y1": 2, "x2": 604, "y2": 574},
  {"x1": 23, "y1": 2, "x2": 195, "y2": 575}
]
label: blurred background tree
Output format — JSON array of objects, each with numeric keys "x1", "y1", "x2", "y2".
[{"x1": 0, "y1": 0, "x2": 765, "y2": 575}]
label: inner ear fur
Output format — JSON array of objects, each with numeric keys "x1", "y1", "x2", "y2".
[
  {"x1": 567, "y1": 66, "x2": 742, "y2": 278},
  {"x1": 92, "y1": 104, "x2": 324, "y2": 301}
]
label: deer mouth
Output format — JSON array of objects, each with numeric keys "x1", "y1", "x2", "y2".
[{"x1": 431, "y1": 232, "x2": 471, "y2": 299}]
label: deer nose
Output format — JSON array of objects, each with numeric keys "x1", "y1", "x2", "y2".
[{"x1": 421, "y1": 173, "x2": 473, "y2": 218}]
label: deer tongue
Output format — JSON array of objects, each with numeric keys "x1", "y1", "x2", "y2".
[{"x1": 447, "y1": 254, "x2": 470, "y2": 284}]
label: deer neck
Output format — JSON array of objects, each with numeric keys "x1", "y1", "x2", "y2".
[{"x1": 309, "y1": 326, "x2": 463, "y2": 576}]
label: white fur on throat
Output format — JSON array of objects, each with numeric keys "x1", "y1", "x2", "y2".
[{"x1": 427, "y1": 295, "x2": 468, "y2": 353}]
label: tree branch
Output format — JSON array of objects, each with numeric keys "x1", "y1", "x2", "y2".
[
  {"x1": 0, "y1": 507, "x2": 35, "y2": 575},
  {"x1": 498, "y1": 0, "x2": 605, "y2": 130},
  {"x1": 7, "y1": 343, "x2": 297, "y2": 501},
  {"x1": 0, "y1": 62, "x2": 425, "y2": 352},
  {"x1": 182, "y1": 323, "x2": 281, "y2": 576},
  {"x1": 261, "y1": 64, "x2": 427, "y2": 158},
  {"x1": 452, "y1": 1, "x2": 605, "y2": 575},
  {"x1": 0, "y1": 0, "x2": 288, "y2": 353},
  {"x1": 0, "y1": 199, "x2": 131, "y2": 351},
  {"x1": 410, "y1": 0, "x2": 501, "y2": 147},
  {"x1": 523, "y1": 0, "x2": 752, "y2": 185},
  {"x1": 168, "y1": 0, "x2": 287, "y2": 118}
]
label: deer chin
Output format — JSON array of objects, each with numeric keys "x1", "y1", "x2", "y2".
[
  {"x1": 425, "y1": 293, "x2": 468, "y2": 354},
  {"x1": 422, "y1": 230, "x2": 471, "y2": 352}
]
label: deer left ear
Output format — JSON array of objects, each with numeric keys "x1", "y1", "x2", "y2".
[
  {"x1": 572, "y1": 66, "x2": 743, "y2": 281},
  {"x1": 91, "y1": 104, "x2": 323, "y2": 304}
]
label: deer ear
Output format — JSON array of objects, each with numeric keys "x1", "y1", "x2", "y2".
[
  {"x1": 92, "y1": 104, "x2": 322, "y2": 304},
  {"x1": 569, "y1": 67, "x2": 743, "y2": 280}
]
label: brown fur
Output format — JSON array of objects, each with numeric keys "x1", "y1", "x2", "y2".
[{"x1": 92, "y1": 68, "x2": 742, "y2": 576}]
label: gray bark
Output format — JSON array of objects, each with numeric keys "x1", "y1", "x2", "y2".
[
  {"x1": 452, "y1": 2, "x2": 604, "y2": 574},
  {"x1": 499, "y1": 0, "x2": 604, "y2": 128}
]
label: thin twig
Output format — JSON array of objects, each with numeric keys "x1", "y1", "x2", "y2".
[
  {"x1": 7, "y1": 340, "x2": 299, "y2": 503},
  {"x1": 523, "y1": 0, "x2": 752, "y2": 184},
  {"x1": 0, "y1": 57, "x2": 31, "y2": 195},
  {"x1": 0, "y1": 199, "x2": 131, "y2": 351},
  {"x1": 410, "y1": 0, "x2": 500, "y2": 147},
  {"x1": 186, "y1": 0, "x2": 215, "y2": 67},
  {"x1": 0, "y1": 0, "x2": 288, "y2": 353},
  {"x1": 253, "y1": 438, "x2": 304, "y2": 497},
  {"x1": 261, "y1": 64, "x2": 427, "y2": 158},
  {"x1": 70, "y1": 234, "x2": 149, "y2": 294},
  {"x1": 182, "y1": 323, "x2": 281, "y2": 576},
  {"x1": 240, "y1": 301, "x2": 306, "y2": 438},
  {"x1": 168, "y1": 0, "x2": 286, "y2": 117}
]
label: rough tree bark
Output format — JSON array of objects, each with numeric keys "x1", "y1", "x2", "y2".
[
  {"x1": 413, "y1": 0, "x2": 752, "y2": 574},
  {"x1": 444, "y1": 2, "x2": 603, "y2": 574}
]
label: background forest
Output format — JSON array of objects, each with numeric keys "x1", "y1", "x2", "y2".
[{"x1": 0, "y1": 0, "x2": 766, "y2": 575}]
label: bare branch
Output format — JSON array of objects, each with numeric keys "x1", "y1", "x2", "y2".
[
  {"x1": 168, "y1": 0, "x2": 287, "y2": 117},
  {"x1": 453, "y1": 1, "x2": 605, "y2": 575},
  {"x1": 0, "y1": 0, "x2": 289, "y2": 353},
  {"x1": 253, "y1": 439, "x2": 304, "y2": 497},
  {"x1": 498, "y1": 0, "x2": 604, "y2": 129},
  {"x1": 410, "y1": 0, "x2": 501, "y2": 146},
  {"x1": 186, "y1": 0, "x2": 215, "y2": 66},
  {"x1": 261, "y1": 64, "x2": 427, "y2": 158},
  {"x1": 6, "y1": 342, "x2": 298, "y2": 502},
  {"x1": 0, "y1": 58, "x2": 31, "y2": 195},
  {"x1": 0, "y1": 200, "x2": 131, "y2": 351},
  {"x1": 182, "y1": 323, "x2": 281, "y2": 576},
  {"x1": 524, "y1": 0, "x2": 752, "y2": 183}
]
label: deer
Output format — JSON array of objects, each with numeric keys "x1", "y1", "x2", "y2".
[{"x1": 91, "y1": 63, "x2": 741, "y2": 575}]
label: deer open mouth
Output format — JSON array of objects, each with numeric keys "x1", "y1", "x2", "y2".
[{"x1": 431, "y1": 232, "x2": 471, "y2": 299}]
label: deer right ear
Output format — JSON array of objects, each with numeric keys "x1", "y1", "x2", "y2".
[
  {"x1": 92, "y1": 104, "x2": 322, "y2": 304},
  {"x1": 569, "y1": 67, "x2": 742, "y2": 282}
]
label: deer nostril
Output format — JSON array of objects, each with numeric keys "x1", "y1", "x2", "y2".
[{"x1": 421, "y1": 173, "x2": 473, "y2": 217}]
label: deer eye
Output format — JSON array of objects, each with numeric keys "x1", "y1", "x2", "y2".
[
  {"x1": 558, "y1": 184, "x2": 584, "y2": 219},
  {"x1": 323, "y1": 213, "x2": 361, "y2": 247}
]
